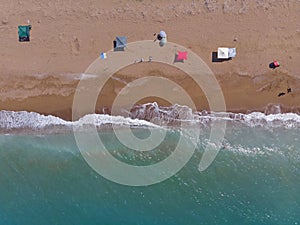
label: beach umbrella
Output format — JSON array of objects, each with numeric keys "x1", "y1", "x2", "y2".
[
  {"x1": 159, "y1": 31, "x2": 167, "y2": 38},
  {"x1": 177, "y1": 51, "x2": 188, "y2": 60},
  {"x1": 157, "y1": 30, "x2": 167, "y2": 47}
]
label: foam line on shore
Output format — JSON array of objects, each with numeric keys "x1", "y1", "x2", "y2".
[{"x1": 1, "y1": 103, "x2": 300, "y2": 133}]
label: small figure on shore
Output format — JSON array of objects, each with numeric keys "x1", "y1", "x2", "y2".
[
  {"x1": 278, "y1": 92, "x2": 285, "y2": 97},
  {"x1": 287, "y1": 87, "x2": 292, "y2": 93},
  {"x1": 153, "y1": 32, "x2": 163, "y2": 42},
  {"x1": 153, "y1": 33, "x2": 157, "y2": 41},
  {"x1": 149, "y1": 56, "x2": 152, "y2": 62}
]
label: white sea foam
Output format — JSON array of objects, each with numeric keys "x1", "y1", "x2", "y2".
[
  {"x1": 1, "y1": 103, "x2": 300, "y2": 132},
  {"x1": 223, "y1": 143, "x2": 282, "y2": 156},
  {"x1": 130, "y1": 103, "x2": 300, "y2": 128},
  {"x1": 0, "y1": 110, "x2": 160, "y2": 132},
  {"x1": 75, "y1": 114, "x2": 161, "y2": 128},
  {"x1": 242, "y1": 112, "x2": 300, "y2": 128},
  {"x1": 0, "y1": 111, "x2": 70, "y2": 129}
]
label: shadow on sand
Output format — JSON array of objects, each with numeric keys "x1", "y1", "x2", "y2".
[{"x1": 211, "y1": 52, "x2": 232, "y2": 63}]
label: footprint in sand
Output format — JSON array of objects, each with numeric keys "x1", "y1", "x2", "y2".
[{"x1": 71, "y1": 36, "x2": 80, "y2": 55}]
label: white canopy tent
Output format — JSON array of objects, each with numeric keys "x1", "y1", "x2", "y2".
[{"x1": 217, "y1": 47, "x2": 236, "y2": 59}]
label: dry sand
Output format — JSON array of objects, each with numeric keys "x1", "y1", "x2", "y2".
[{"x1": 0, "y1": 0, "x2": 300, "y2": 120}]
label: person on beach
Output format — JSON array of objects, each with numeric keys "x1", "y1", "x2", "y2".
[{"x1": 153, "y1": 33, "x2": 162, "y2": 41}]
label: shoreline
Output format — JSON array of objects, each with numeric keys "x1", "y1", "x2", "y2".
[{"x1": 2, "y1": 105, "x2": 300, "y2": 136}]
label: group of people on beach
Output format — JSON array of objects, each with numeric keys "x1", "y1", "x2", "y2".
[{"x1": 269, "y1": 60, "x2": 292, "y2": 97}]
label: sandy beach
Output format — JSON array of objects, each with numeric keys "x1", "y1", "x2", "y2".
[{"x1": 1, "y1": 0, "x2": 300, "y2": 120}]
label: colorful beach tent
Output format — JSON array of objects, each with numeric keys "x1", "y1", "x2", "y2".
[
  {"x1": 217, "y1": 47, "x2": 236, "y2": 59},
  {"x1": 273, "y1": 60, "x2": 280, "y2": 67},
  {"x1": 177, "y1": 51, "x2": 188, "y2": 60},
  {"x1": 18, "y1": 25, "x2": 31, "y2": 42},
  {"x1": 269, "y1": 60, "x2": 280, "y2": 69},
  {"x1": 114, "y1": 36, "x2": 127, "y2": 51}
]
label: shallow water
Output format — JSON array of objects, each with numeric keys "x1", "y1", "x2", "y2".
[{"x1": 0, "y1": 116, "x2": 299, "y2": 225}]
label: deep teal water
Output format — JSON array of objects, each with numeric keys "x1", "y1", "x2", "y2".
[{"x1": 0, "y1": 124, "x2": 299, "y2": 225}]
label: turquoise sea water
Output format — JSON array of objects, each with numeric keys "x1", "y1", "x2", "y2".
[{"x1": 0, "y1": 116, "x2": 299, "y2": 225}]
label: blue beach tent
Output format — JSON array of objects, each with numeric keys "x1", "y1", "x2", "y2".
[
  {"x1": 113, "y1": 36, "x2": 127, "y2": 51},
  {"x1": 18, "y1": 25, "x2": 31, "y2": 42}
]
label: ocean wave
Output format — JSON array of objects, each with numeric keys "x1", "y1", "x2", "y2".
[
  {"x1": 76, "y1": 114, "x2": 160, "y2": 128},
  {"x1": 222, "y1": 142, "x2": 283, "y2": 156},
  {"x1": 0, "y1": 111, "x2": 70, "y2": 129},
  {"x1": 0, "y1": 110, "x2": 160, "y2": 133},
  {"x1": 1, "y1": 103, "x2": 300, "y2": 133},
  {"x1": 129, "y1": 103, "x2": 300, "y2": 129}
]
